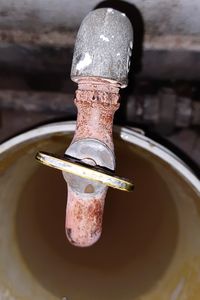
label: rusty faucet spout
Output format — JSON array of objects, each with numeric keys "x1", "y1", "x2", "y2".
[
  {"x1": 36, "y1": 7, "x2": 134, "y2": 247},
  {"x1": 63, "y1": 78, "x2": 120, "y2": 246},
  {"x1": 62, "y1": 8, "x2": 133, "y2": 247}
]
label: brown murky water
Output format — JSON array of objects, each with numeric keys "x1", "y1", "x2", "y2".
[{"x1": 15, "y1": 138, "x2": 179, "y2": 300}]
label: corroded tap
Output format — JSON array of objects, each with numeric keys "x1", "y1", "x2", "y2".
[{"x1": 36, "y1": 8, "x2": 134, "y2": 247}]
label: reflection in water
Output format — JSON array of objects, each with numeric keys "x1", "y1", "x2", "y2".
[{"x1": 16, "y1": 140, "x2": 178, "y2": 300}]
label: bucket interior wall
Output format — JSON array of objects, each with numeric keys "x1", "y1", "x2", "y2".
[{"x1": 0, "y1": 130, "x2": 200, "y2": 300}]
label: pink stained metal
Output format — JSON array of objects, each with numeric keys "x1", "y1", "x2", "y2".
[
  {"x1": 66, "y1": 186, "x2": 107, "y2": 247},
  {"x1": 65, "y1": 77, "x2": 120, "y2": 247},
  {"x1": 73, "y1": 78, "x2": 120, "y2": 150}
]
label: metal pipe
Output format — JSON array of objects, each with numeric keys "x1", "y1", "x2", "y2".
[{"x1": 62, "y1": 8, "x2": 133, "y2": 247}]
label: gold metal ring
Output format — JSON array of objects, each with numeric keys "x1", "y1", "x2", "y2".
[{"x1": 36, "y1": 151, "x2": 134, "y2": 192}]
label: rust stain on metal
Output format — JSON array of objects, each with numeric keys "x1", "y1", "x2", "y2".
[
  {"x1": 66, "y1": 185, "x2": 106, "y2": 247},
  {"x1": 73, "y1": 78, "x2": 120, "y2": 150},
  {"x1": 65, "y1": 77, "x2": 120, "y2": 247}
]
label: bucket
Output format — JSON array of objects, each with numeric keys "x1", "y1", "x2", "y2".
[{"x1": 0, "y1": 121, "x2": 200, "y2": 300}]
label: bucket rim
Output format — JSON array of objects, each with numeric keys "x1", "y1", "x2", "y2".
[{"x1": 0, "y1": 121, "x2": 199, "y2": 193}]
